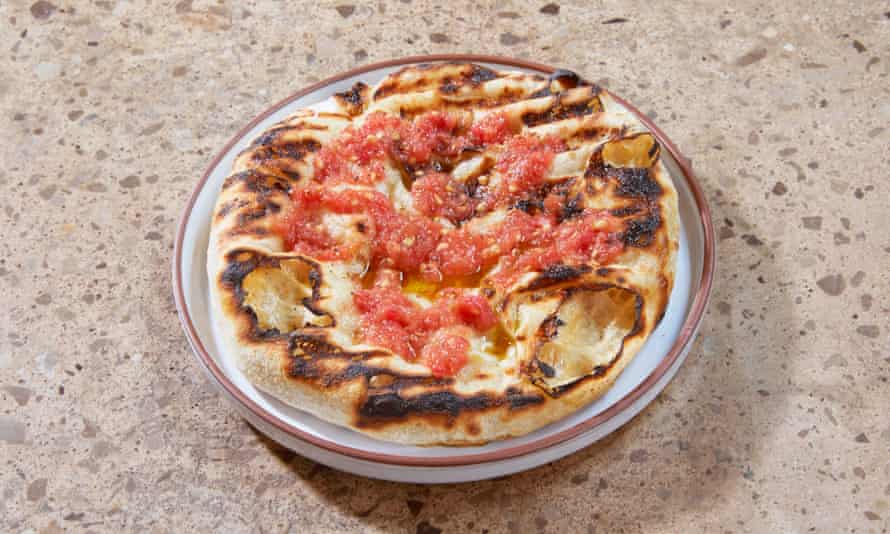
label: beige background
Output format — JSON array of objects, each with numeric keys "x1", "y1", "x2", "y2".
[{"x1": 1, "y1": 0, "x2": 888, "y2": 532}]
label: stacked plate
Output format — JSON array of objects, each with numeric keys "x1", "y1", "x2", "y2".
[{"x1": 173, "y1": 55, "x2": 715, "y2": 483}]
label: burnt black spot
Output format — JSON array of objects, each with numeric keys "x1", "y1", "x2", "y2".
[
  {"x1": 557, "y1": 194, "x2": 584, "y2": 222},
  {"x1": 220, "y1": 253, "x2": 260, "y2": 292},
  {"x1": 610, "y1": 206, "x2": 642, "y2": 217},
  {"x1": 648, "y1": 141, "x2": 659, "y2": 158},
  {"x1": 290, "y1": 333, "x2": 383, "y2": 363},
  {"x1": 549, "y1": 69, "x2": 581, "y2": 90},
  {"x1": 537, "y1": 360, "x2": 556, "y2": 378},
  {"x1": 521, "y1": 93, "x2": 601, "y2": 127},
  {"x1": 440, "y1": 80, "x2": 459, "y2": 94},
  {"x1": 358, "y1": 387, "x2": 543, "y2": 423},
  {"x1": 526, "y1": 264, "x2": 592, "y2": 289},
  {"x1": 468, "y1": 64, "x2": 498, "y2": 85},
  {"x1": 249, "y1": 127, "x2": 289, "y2": 148},
  {"x1": 356, "y1": 221, "x2": 367, "y2": 234},
  {"x1": 530, "y1": 69, "x2": 591, "y2": 98},
  {"x1": 506, "y1": 387, "x2": 544, "y2": 409},
  {"x1": 514, "y1": 198, "x2": 543, "y2": 214},
  {"x1": 237, "y1": 205, "x2": 270, "y2": 225},
  {"x1": 360, "y1": 391, "x2": 487, "y2": 420},
  {"x1": 250, "y1": 139, "x2": 321, "y2": 164},
  {"x1": 612, "y1": 167, "x2": 662, "y2": 198},
  {"x1": 292, "y1": 356, "x2": 444, "y2": 391},
  {"x1": 595, "y1": 267, "x2": 612, "y2": 277},
  {"x1": 289, "y1": 355, "x2": 322, "y2": 380},
  {"x1": 623, "y1": 211, "x2": 661, "y2": 247},
  {"x1": 215, "y1": 199, "x2": 247, "y2": 219},
  {"x1": 334, "y1": 82, "x2": 367, "y2": 115},
  {"x1": 223, "y1": 170, "x2": 291, "y2": 196}
]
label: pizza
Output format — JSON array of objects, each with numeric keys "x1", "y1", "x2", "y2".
[{"x1": 207, "y1": 62, "x2": 679, "y2": 445}]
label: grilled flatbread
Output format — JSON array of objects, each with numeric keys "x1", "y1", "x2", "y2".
[{"x1": 208, "y1": 63, "x2": 679, "y2": 445}]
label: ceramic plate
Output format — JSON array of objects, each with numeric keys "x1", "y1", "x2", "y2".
[{"x1": 173, "y1": 55, "x2": 715, "y2": 483}]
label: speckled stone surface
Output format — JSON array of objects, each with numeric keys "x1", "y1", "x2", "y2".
[{"x1": 1, "y1": 1, "x2": 888, "y2": 532}]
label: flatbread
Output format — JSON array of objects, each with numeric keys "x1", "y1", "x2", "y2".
[{"x1": 207, "y1": 63, "x2": 679, "y2": 445}]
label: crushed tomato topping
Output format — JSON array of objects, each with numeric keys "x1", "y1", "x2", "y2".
[
  {"x1": 275, "y1": 109, "x2": 626, "y2": 376},
  {"x1": 353, "y1": 282, "x2": 495, "y2": 376},
  {"x1": 469, "y1": 111, "x2": 514, "y2": 145},
  {"x1": 492, "y1": 134, "x2": 566, "y2": 204}
]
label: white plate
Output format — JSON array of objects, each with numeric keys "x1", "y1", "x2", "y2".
[{"x1": 173, "y1": 55, "x2": 715, "y2": 483}]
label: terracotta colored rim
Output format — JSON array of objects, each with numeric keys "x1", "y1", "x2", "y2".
[{"x1": 172, "y1": 54, "x2": 715, "y2": 468}]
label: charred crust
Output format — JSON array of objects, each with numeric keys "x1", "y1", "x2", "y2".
[
  {"x1": 520, "y1": 91, "x2": 602, "y2": 127},
  {"x1": 439, "y1": 79, "x2": 459, "y2": 94},
  {"x1": 549, "y1": 69, "x2": 582, "y2": 90},
  {"x1": 610, "y1": 205, "x2": 642, "y2": 217},
  {"x1": 334, "y1": 82, "x2": 368, "y2": 116},
  {"x1": 248, "y1": 139, "x2": 321, "y2": 166},
  {"x1": 359, "y1": 391, "x2": 478, "y2": 420},
  {"x1": 220, "y1": 251, "x2": 261, "y2": 293},
  {"x1": 569, "y1": 125, "x2": 620, "y2": 144},
  {"x1": 525, "y1": 264, "x2": 592, "y2": 290},
  {"x1": 249, "y1": 127, "x2": 288, "y2": 148},
  {"x1": 289, "y1": 332, "x2": 382, "y2": 362},
  {"x1": 221, "y1": 172, "x2": 293, "y2": 230},
  {"x1": 529, "y1": 69, "x2": 591, "y2": 98},
  {"x1": 223, "y1": 170, "x2": 289, "y2": 193},
  {"x1": 215, "y1": 198, "x2": 249, "y2": 220},
  {"x1": 623, "y1": 209, "x2": 662, "y2": 247},
  {"x1": 648, "y1": 139, "x2": 660, "y2": 158},
  {"x1": 357, "y1": 387, "x2": 543, "y2": 426},
  {"x1": 468, "y1": 64, "x2": 499, "y2": 85},
  {"x1": 227, "y1": 226, "x2": 269, "y2": 237},
  {"x1": 537, "y1": 360, "x2": 556, "y2": 378},
  {"x1": 612, "y1": 167, "x2": 663, "y2": 199},
  {"x1": 236, "y1": 205, "x2": 270, "y2": 226},
  {"x1": 506, "y1": 387, "x2": 544, "y2": 409},
  {"x1": 374, "y1": 63, "x2": 501, "y2": 101},
  {"x1": 509, "y1": 178, "x2": 573, "y2": 216},
  {"x1": 586, "y1": 151, "x2": 663, "y2": 200}
]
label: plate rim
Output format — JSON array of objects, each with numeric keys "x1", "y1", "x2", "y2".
[{"x1": 172, "y1": 54, "x2": 715, "y2": 467}]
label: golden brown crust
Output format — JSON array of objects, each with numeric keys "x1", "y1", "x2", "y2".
[{"x1": 206, "y1": 63, "x2": 679, "y2": 445}]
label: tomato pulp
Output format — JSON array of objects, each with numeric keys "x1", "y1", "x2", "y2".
[{"x1": 274, "y1": 110, "x2": 625, "y2": 376}]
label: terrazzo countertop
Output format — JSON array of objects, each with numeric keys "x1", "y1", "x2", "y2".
[{"x1": 2, "y1": 1, "x2": 889, "y2": 532}]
